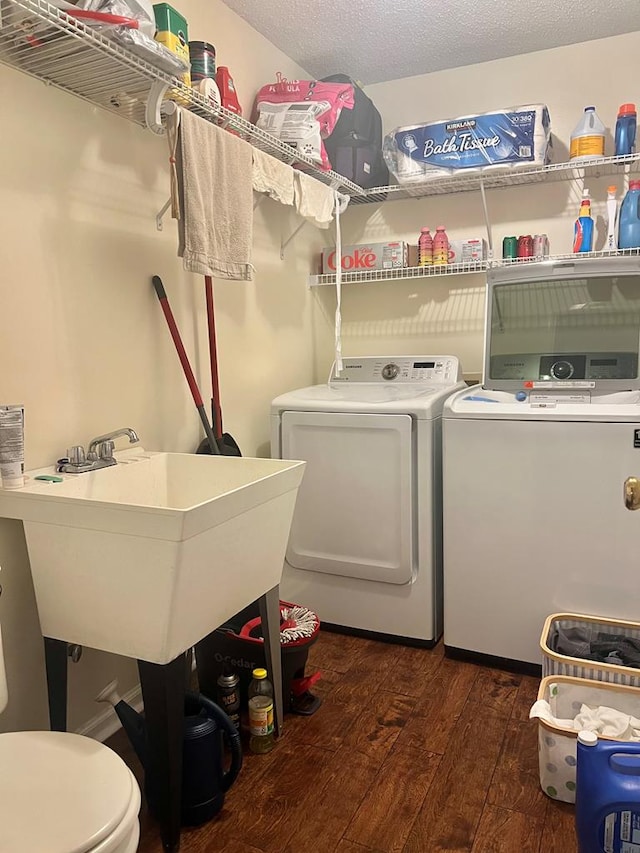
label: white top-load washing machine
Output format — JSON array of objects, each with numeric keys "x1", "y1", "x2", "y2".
[
  {"x1": 443, "y1": 256, "x2": 640, "y2": 669},
  {"x1": 271, "y1": 355, "x2": 464, "y2": 645}
]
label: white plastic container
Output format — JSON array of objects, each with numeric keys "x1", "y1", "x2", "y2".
[
  {"x1": 570, "y1": 106, "x2": 606, "y2": 160},
  {"x1": 532, "y1": 675, "x2": 640, "y2": 803},
  {"x1": 540, "y1": 612, "x2": 640, "y2": 688}
]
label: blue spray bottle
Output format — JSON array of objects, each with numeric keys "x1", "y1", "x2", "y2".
[
  {"x1": 573, "y1": 189, "x2": 594, "y2": 253},
  {"x1": 575, "y1": 730, "x2": 640, "y2": 853}
]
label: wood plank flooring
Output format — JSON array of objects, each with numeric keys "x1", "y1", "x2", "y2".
[{"x1": 107, "y1": 631, "x2": 577, "y2": 853}]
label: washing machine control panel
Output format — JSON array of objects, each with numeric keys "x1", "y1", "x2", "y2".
[
  {"x1": 335, "y1": 356, "x2": 461, "y2": 384},
  {"x1": 490, "y1": 352, "x2": 638, "y2": 382}
]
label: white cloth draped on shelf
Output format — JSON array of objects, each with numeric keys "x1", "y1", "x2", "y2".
[{"x1": 251, "y1": 149, "x2": 295, "y2": 206}]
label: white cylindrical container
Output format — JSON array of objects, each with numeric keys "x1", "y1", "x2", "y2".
[{"x1": 0, "y1": 406, "x2": 25, "y2": 489}]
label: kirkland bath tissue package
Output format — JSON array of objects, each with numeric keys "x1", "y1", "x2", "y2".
[{"x1": 383, "y1": 105, "x2": 552, "y2": 185}]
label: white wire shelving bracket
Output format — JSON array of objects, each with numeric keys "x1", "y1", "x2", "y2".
[{"x1": 309, "y1": 249, "x2": 640, "y2": 287}]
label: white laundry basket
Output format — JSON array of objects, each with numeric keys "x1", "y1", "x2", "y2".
[
  {"x1": 541, "y1": 612, "x2": 640, "y2": 687},
  {"x1": 534, "y1": 675, "x2": 640, "y2": 803}
]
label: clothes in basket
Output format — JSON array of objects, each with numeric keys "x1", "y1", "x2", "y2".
[{"x1": 530, "y1": 676, "x2": 640, "y2": 803}]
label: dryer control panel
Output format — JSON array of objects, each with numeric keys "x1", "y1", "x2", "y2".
[{"x1": 333, "y1": 356, "x2": 461, "y2": 384}]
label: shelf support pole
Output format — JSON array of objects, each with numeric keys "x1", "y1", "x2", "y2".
[{"x1": 479, "y1": 178, "x2": 493, "y2": 259}]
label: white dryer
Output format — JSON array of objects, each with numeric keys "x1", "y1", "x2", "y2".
[
  {"x1": 443, "y1": 257, "x2": 640, "y2": 669},
  {"x1": 271, "y1": 355, "x2": 464, "y2": 645}
]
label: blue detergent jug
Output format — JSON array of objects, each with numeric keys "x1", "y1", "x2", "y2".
[
  {"x1": 615, "y1": 104, "x2": 637, "y2": 157},
  {"x1": 576, "y1": 730, "x2": 640, "y2": 853},
  {"x1": 619, "y1": 181, "x2": 640, "y2": 249}
]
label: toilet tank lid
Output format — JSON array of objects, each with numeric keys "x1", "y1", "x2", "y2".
[{"x1": 0, "y1": 730, "x2": 136, "y2": 853}]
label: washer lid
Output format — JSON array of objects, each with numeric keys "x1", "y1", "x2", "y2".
[
  {"x1": 289, "y1": 384, "x2": 441, "y2": 404},
  {"x1": 0, "y1": 731, "x2": 135, "y2": 853}
]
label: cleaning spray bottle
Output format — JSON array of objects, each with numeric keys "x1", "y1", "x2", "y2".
[
  {"x1": 573, "y1": 188, "x2": 594, "y2": 253},
  {"x1": 606, "y1": 186, "x2": 618, "y2": 251}
]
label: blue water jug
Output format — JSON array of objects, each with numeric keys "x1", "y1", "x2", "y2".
[
  {"x1": 619, "y1": 181, "x2": 640, "y2": 249},
  {"x1": 615, "y1": 104, "x2": 637, "y2": 157},
  {"x1": 576, "y1": 730, "x2": 640, "y2": 853}
]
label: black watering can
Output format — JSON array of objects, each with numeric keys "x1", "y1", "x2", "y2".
[{"x1": 97, "y1": 680, "x2": 242, "y2": 826}]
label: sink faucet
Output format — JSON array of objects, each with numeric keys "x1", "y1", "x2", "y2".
[
  {"x1": 57, "y1": 427, "x2": 140, "y2": 474},
  {"x1": 87, "y1": 427, "x2": 140, "y2": 456}
]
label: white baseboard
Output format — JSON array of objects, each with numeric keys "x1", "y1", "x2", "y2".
[{"x1": 75, "y1": 683, "x2": 143, "y2": 743}]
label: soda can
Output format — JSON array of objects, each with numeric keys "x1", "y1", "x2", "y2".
[
  {"x1": 517, "y1": 235, "x2": 534, "y2": 258},
  {"x1": 533, "y1": 234, "x2": 549, "y2": 258},
  {"x1": 502, "y1": 236, "x2": 518, "y2": 259}
]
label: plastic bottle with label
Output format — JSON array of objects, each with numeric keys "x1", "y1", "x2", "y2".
[
  {"x1": 606, "y1": 186, "x2": 618, "y2": 251},
  {"x1": 216, "y1": 670, "x2": 240, "y2": 730},
  {"x1": 570, "y1": 107, "x2": 606, "y2": 161},
  {"x1": 215, "y1": 66, "x2": 242, "y2": 117},
  {"x1": 432, "y1": 226, "x2": 449, "y2": 266},
  {"x1": 417, "y1": 228, "x2": 433, "y2": 266},
  {"x1": 573, "y1": 188, "x2": 594, "y2": 253},
  {"x1": 248, "y1": 668, "x2": 275, "y2": 754},
  {"x1": 619, "y1": 180, "x2": 640, "y2": 249},
  {"x1": 614, "y1": 103, "x2": 636, "y2": 157},
  {"x1": 575, "y1": 730, "x2": 640, "y2": 853}
]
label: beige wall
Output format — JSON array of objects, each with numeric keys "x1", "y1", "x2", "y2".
[
  {"x1": 316, "y1": 31, "x2": 640, "y2": 380},
  {"x1": 0, "y1": 0, "x2": 328, "y2": 733}
]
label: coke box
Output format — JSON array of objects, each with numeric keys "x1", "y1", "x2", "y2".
[{"x1": 322, "y1": 241, "x2": 408, "y2": 274}]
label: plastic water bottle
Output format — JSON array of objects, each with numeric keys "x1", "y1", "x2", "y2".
[
  {"x1": 619, "y1": 180, "x2": 640, "y2": 249},
  {"x1": 417, "y1": 228, "x2": 433, "y2": 266},
  {"x1": 432, "y1": 226, "x2": 449, "y2": 266},
  {"x1": 575, "y1": 730, "x2": 640, "y2": 853},
  {"x1": 248, "y1": 668, "x2": 275, "y2": 754},
  {"x1": 615, "y1": 103, "x2": 637, "y2": 157},
  {"x1": 570, "y1": 107, "x2": 606, "y2": 160}
]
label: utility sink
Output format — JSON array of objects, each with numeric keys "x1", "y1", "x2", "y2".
[{"x1": 0, "y1": 450, "x2": 305, "y2": 663}]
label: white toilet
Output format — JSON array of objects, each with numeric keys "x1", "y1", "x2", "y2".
[{"x1": 0, "y1": 629, "x2": 141, "y2": 853}]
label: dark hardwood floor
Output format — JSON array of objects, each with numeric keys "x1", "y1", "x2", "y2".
[{"x1": 107, "y1": 631, "x2": 577, "y2": 853}]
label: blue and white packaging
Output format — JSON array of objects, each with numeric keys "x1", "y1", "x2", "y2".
[{"x1": 384, "y1": 104, "x2": 552, "y2": 185}]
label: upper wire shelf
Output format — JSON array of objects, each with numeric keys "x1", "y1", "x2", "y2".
[
  {"x1": 351, "y1": 153, "x2": 640, "y2": 204},
  {"x1": 2, "y1": 0, "x2": 639, "y2": 206},
  {"x1": 0, "y1": 0, "x2": 367, "y2": 193}
]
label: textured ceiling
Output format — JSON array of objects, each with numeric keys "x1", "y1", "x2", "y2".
[{"x1": 220, "y1": 0, "x2": 640, "y2": 84}]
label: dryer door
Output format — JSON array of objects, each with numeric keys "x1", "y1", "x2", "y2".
[{"x1": 281, "y1": 410, "x2": 414, "y2": 584}]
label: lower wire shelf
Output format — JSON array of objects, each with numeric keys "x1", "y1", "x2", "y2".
[{"x1": 309, "y1": 249, "x2": 640, "y2": 287}]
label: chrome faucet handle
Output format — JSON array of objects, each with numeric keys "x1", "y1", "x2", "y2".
[
  {"x1": 98, "y1": 440, "x2": 115, "y2": 461},
  {"x1": 67, "y1": 446, "x2": 86, "y2": 466}
]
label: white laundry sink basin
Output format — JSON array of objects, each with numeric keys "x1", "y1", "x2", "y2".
[{"x1": 0, "y1": 450, "x2": 305, "y2": 663}]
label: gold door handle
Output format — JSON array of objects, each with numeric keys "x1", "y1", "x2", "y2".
[{"x1": 624, "y1": 477, "x2": 640, "y2": 511}]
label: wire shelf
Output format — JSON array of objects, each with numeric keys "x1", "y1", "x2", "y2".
[
  {"x1": 3, "y1": 0, "x2": 639, "y2": 204},
  {"x1": 498, "y1": 248, "x2": 640, "y2": 266},
  {"x1": 0, "y1": 0, "x2": 367, "y2": 191},
  {"x1": 309, "y1": 261, "x2": 490, "y2": 287},
  {"x1": 351, "y1": 154, "x2": 640, "y2": 204},
  {"x1": 310, "y1": 250, "x2": 640, "y2": 287}
]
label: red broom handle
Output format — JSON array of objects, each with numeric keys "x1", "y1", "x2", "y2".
[{"x1": 152, "y1": 276, "x2": 204, "y2": 408}]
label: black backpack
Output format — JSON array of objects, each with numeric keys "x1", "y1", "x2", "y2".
[{"x1": 321, "y1": 74, "x2": 389, "y2": 190}]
